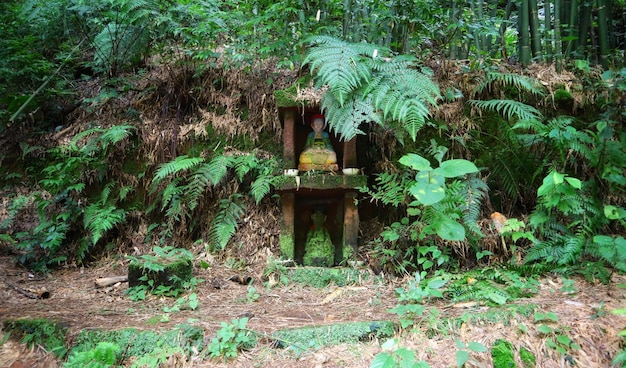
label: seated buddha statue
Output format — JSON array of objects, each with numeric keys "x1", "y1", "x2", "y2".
[{"x1": 298, "y1": 114, "x2": 338, "y2": 171}]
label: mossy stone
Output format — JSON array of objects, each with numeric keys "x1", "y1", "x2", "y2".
[
  {"x1": 491, "y1": 339, "x2": 517, "y2": 368},
  {"x1": 128, "y1": 259, "x2": 192, "y2": 289},
  {"x1": 271, "y1": 321, "x2": 395, "y2": 350},
  {"x1": 279, "y1": 233, "x2": 294, "y2": 259},
  {"x1": 286, "y1": 267, "x2": 369, "y2": 288},
  {"x1": 273, "y1": 77, "x2": 315, "y2": 108}
]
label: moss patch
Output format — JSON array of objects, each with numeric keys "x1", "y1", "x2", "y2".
[
  {"x1": 273, "y1": 77, "x2": 315, "y2": 108},
  {"x1": 272, "y1": 321, "x2": 395, "y2": 351},
  {"x1": 276, "y1": 173, "x2": 367, "y2": 191},
  {"x1": 68, "y1": 324, "x2": 204, "y2": 365},
  {"x1": 519, "y1": 346, "x2": 536, "y2": 368},
  {"x1": 286, "y1": 267, "x2": 373, "y2": 288},
  {"x1": 492, "y1": 339, "x2": 517, "y2": 368},
  {"x1": 3, "y1": 318, "x2": 68, "y2": 358},
  {"x1": 279, "y1": 233, "x2": 294, "y2": 259}
]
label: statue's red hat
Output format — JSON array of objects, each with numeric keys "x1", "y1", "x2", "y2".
[{"x1": 310, "y1": 114, "x2": 325, "y2": 121}]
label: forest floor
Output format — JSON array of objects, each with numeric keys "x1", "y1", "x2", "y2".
[
  {"x1": 0, "y1": 251, "x2": 624, "y2": 368},
  {"x1": 0, "y1": 59, "x2": 623, "y2": 367}
]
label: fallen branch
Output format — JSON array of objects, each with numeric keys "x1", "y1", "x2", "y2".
[
  {"x1": 4, "y1": 280, "x2": 50, "y2": 299},
  {"x1": 94, "y1": 275, "x2": 128, "y2": 288}
]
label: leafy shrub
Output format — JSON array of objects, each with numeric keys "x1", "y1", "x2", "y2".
[
  {"x1": 4, "y1": 318, "x2": 68, "y2": 358},
  {"x1": 207, "y1": 318, "x2": 256, "y2": 359},
  {"x1": 64, "y1": 341, "x2": 120, "y2": 368},
  {"x1": 149, "y1": 152, "x2": 280, "y2": 248},
  {"x1": 362, "y1": 147, "x2": 486, "y2": 274},
  {"x1": 9, "y1": 125, "x2": 135, "y2": 270}
]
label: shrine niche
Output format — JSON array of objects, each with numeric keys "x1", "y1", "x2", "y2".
[{"x1": 277, "y1": 106, "x2": 365, "y2": 266}]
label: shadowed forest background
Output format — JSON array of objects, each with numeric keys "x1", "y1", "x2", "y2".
[{"x1": 0, "y1": 0, "x2": 625, "y2": 367}]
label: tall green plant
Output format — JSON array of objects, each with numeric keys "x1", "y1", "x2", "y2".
[
  {"x1": 304, "y1": 36, "x2": 441, "y2": 142},
  {"x1": 362, "y1": 144, "x2": 485, "y2": 274},
  {"x1": 10, "y1": 125, "x2": 135, "y2": 270},
  {"x1": 149, "y1": 152, "x2": 279, "y2": 249},
  {"x1": 70, "y1": 0, "x2": 159, "y2": 77}
]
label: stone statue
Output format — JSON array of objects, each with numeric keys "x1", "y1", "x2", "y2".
[
  {"x1": 303, "y1": 210, "x2": 334, "y2": 267},
  {"x1": 298, "y1": 114, "x2": 339, "y2": 171}
]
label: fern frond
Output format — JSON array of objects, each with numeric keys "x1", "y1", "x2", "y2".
[
  {"x1": 84, "y1": 203, "x2": 127, "y2": 245},
  {"x1": 233, "y1": 154, "x2": 258, "y2": 181},
  {"x1": 461, "y1": 175, "x2": 489, "y2": 235},
  {"x1": 98, "y1": 124, "x2": 135, "y2": 150},
  {"x1": 250, "y1": 174, "x2": 273, "y2": 204},
  {"x1": 475, "y1": 72, "x2": 546, "y2": 97},
  {"x1": 469, "y1": 99, "x2": 543, "y2": 121},
  {"x1": 205, "y1": 154, "x2": 235, "y2": 185},
  {"x1": 447, "y1": 280, "x2": 511, "y2": 305},
  {"x1": 160, "y1": 178, "x2": 183, "y2": 211},
  {"x1": 525, "y1": 236, "x2": 584, "y2": 265},
  {"x1": 322, "y1": 93, "x2": 380, "y2": 141},
  {"x1": 371, "y1": 70, "x2": 440, "y2": 141},
  {"x1": 304, "y1": 36, "x2": 376, "y2": 106},
  {"x1": 367, "y1": 172, "x2": 412, "y2": 207},
  {"x1": 208, "y1": 195, "x2": 245, "y2": 251},
  {"x1": 151, "y1": 156, "x2": 204, "y2": 188}
]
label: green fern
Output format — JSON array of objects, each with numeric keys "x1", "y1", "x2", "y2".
[
  {"x1": 475, "y1": 72, "x2": 546, "y2": 97},
  {"x1": 447, "y1": 280, "x2": 511, "y2": 305},
  {"x1": 304, "y1": 36, "x2": 440, "y2": 142},
  {"x1": 71, "y1": 0, "x2": 156, "y2": 76},
  {"x1": 304, "y1": 35, "x2": 376, "y2": 106},
  {"x1": 250, "y1": 174, "x2": 272, "y2": 204},
  {"x1": 469, "y1": 99, "x2": 543, "y2": 122},
  {"x1": 525, "y1": 237, "x2": 585, "y2": 265},
  {"x1": 208, "y1": 195, "x2": 245, "y2": 251},
  {"x1": 321, "y1": 93, "x2": 379, "y2": 140},
  {"x1": 460, "y1": 175, "x2": 489, "y2": 235},
  {"x1": 205, "y1": 154, "x2": 235, "y2": 185},
  {"x1": 151, "y1": 156, "x2": 204, "y2": 188},
  {"x1": 84, "y1": 202, "x2": 127, "y2": 245}
]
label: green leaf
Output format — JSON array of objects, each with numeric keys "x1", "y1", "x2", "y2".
[
  {"x1": 399, "y1": 153, "x2": 432, "y2": 171},
  {"x1": 456, "y1": 350, "x2": 469, "y2": 367},
  {"x1": 427, "y1": 279, "x2": 448, "y2": 289},
  {"x1": 416, "y1": 170, "x2": 445, "y2": 186},
  {"x1": 537, "y1": 324, "x2": 553, "y2": 334},
  {"x1": 564, "y1": 177, "x2": 581, "y2": 189},
  {"x1": 604, "y1": 205, "x2": 626, "y2": 220},
  {"x1": 467, "y1": 341, "x2": 488, "y2": 352},
  {"x1": 556, "y1": 334, "x2": 572, "y2": 346},
  {"x1": 545, "y1": 312, "x2": 559, "y2": 321},
  {"x1": 370, "y1": 352, "x2": 396, "y2": 368},
  {"x1": 381, "y1": 338, "x2": 397, "y2": 350},
  {"x1": 550, "y1": 171, "x2": 565, "y2": 185},
  {"x1": 409, "y1": 182, "x2": 445, "y2": 205},
  {"x1": 438, "y1": 159, "x2": 478, "y2": 178},
  {"x1": 488, "y1": 292, "x2": 508, "y2": 305},
  {"x1": 434, "y1": 217, "x2": 465, "y2": 241}
]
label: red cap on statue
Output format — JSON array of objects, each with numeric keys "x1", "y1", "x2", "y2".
[{"x1": 310, "y1": 114, "x2": 325, "y2": 122}]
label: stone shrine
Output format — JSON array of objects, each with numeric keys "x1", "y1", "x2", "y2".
[{"x1": 277, "y1": 107, "x2": 366, "y2": 266}]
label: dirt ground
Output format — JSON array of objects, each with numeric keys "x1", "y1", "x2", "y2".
[{"x1": 0, "y1": 252, "x2": 625, "y2": 368}]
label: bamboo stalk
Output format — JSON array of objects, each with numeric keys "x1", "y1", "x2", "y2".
[
  {"x1": 529, "y1": 0, "x2": 542, "y2": 58},
  {"x1": 544, "y1": 0, "x2": 553, "y2": 62},
  {"x1": 576, "y1": 3, "x2": 592, "y2": 57},
  {"x1": 554, "y1": 0, "x2": 563, "y2": 71},
  {"x1": 597, "y1": 0, "x2": 609, "y2": 67},
  {"x1": 496, "y1": 0, "x2": 515, "y2": 60},
  {"x1": 564, "y1": 0, "x2": 579, "y2": 58},
  {"x1": 520, "y1": 0, "x2": 531, "y2": 65}
]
